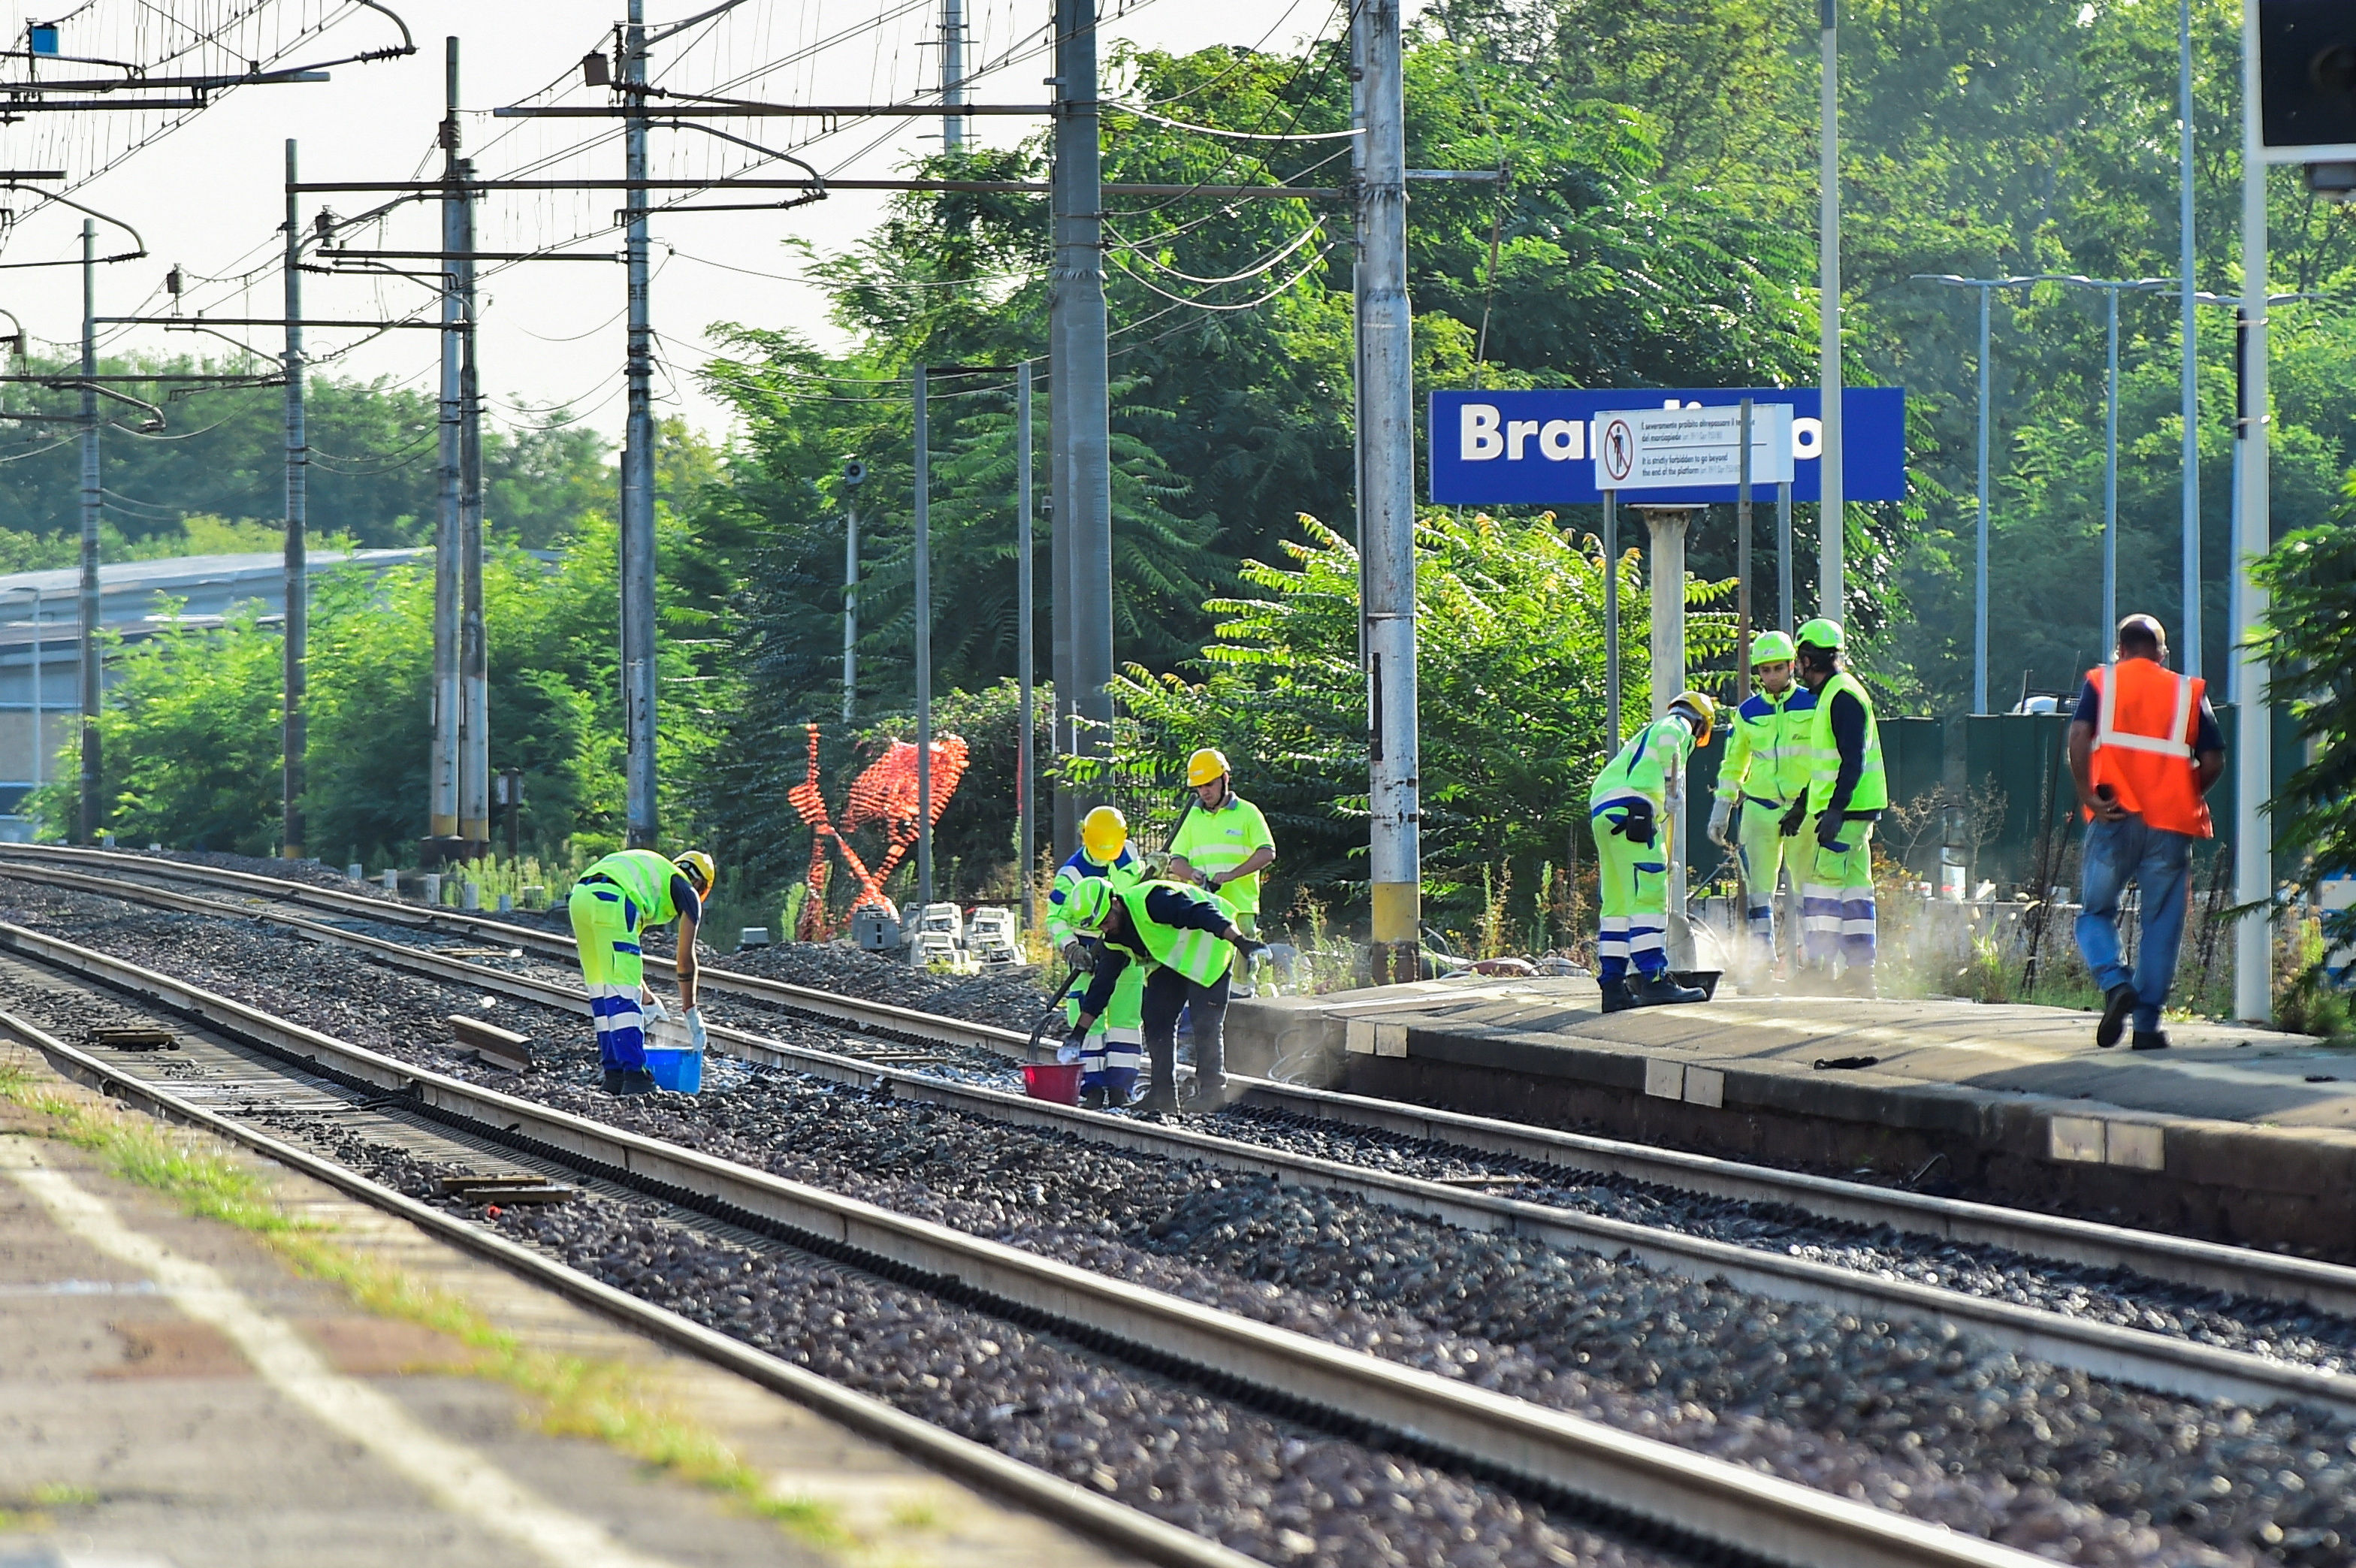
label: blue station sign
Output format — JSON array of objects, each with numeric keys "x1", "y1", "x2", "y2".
[{"x1": 1428, "y1": 386, "x2": 1907, "y2": 507}]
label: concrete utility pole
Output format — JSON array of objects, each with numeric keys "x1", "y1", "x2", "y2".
[
  {"x1": 1050, "y1": 0, "x2": 1111, "y2": 855},
  {"x1": 1817, "y1": 0, "x2": 1844, "y2": 622},
  {"x1": 1355, "y1": 0, "x2": 1420, "y2": 985},
  {"x1": 621, "y1": 0, "x2": 660, "y2": 850},
  {"x1": 458, "y1": 150, "x2": 488, "y2": 854},
  {"x1": 429, "y1": 38, "x2": 461, "y2": 853},
  {"x1": 77, "y1": 218, "x2": 98, "y2": 847},
  {"x1": 1016, "y1": 361, "x2": 1036, "y2": 928},
  {"x1": 941, "y1": 0, "x2": 966, "y2": 154},
  {"x1": 914, "y1": 364, "x2": 934, "y2": 906},
  {"x1": 282, "y1": 141, "x2": 308, "y2": 860},
  {"x1": 2233, "y1": 5, "x2": 2271, "y2": 1024},
  {"x1": 2178, "y1": 0, "x2": 2202, "y2": 684},
  {"x1": 1643, "y1": 509, "x2": 1688, "y2": 718},
  {"x1": 841, "y1": 479, "x2": 858, "y2": 727}
]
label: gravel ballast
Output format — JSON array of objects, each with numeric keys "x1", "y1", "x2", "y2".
[{"x1": 0, "y1": 880, "x2": 2316, "y2": 1563}]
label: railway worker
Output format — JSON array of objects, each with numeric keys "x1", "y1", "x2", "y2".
[
  {"x1": 568, "y1": 847, "x2": 714, "y2": 1095},
  {"x1": 1779, "y1": 618, "x2": 1884, "y2": 996},
  {"x1": 2069, "y1": 613, "x2": 2225, "y2": 1052},
  {"x1": 1166, "y1": 748, "x2": 1277, "y2": 937},
  {"x1": 1046, "y1": 805, "x2": 1147, "y2": 1107},
  {"x1": 1059, "y1": 874, "x2": 1265, "y2": 1117},
  {"x1": 1707, "y1": 630, "x2": 1818, "y2": 978},
  {"x1": 1588, "y1": 690, "x2": 1717, "y2": 1012}
]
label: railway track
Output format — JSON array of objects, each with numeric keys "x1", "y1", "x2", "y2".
[
  {"x1": 8, "y1": 842, "x2": 2356, "y2": 1428},
  {"x1": 0, "y1": 921, "x2": 2049, "y2": 1568}
]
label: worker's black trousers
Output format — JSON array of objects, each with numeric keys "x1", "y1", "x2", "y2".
[{"x1": 1140, "y1": 965, "x2": 1230, "y2": 1101}]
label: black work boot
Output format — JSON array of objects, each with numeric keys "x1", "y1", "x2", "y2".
[
  {"x1": 1633, "y1": 971, "x2": 1707, "y2": 1007},
  {"x1": 602, "y1": 1068, "x2": 627, "y2": 1094},
  {"x1": 611, "y1": 1067, "x2": 657, "y2": 1095},
  {"x1": 1599, "y1": 976, "x2": 1639, "y2": 1014},
  {"x1": 2095, "y1": 983, "x2": 2134, "y2": 1049},
  {"x1": 1080, "y1": 1084, "x2": 1110, "y2": 1111},
  {"x1": 2131, "y1": 1029, "x2": 2171, "y2": 1051}
]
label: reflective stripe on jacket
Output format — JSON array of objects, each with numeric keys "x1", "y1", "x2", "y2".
[
  {"x1": 1804, "y1": 671, "x2": 1888, "y2": 814},
  {"x1": 1110, "y1": 880, "x2": 1237, "y2": 986},
  {"x1": 1046, "y1": 846, "x2": 1140, "y2": 944},
  {"x1": 2085, "y1": 660, "x2": 2213, "y2": 838},
  {"x1": 580, "y1": 848, "x2": 681, "y2": 928},
  {"x1": 1589, "y1": 715, "x2": 1697, "y2": 809},
  {"x1": 1714, "y1": 685, "x2": 1818, "y2": 807}
]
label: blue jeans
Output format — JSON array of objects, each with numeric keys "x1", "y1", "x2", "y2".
[{"x1": 2074, "y1": 815, "x2": 2195, "y2": 1033}]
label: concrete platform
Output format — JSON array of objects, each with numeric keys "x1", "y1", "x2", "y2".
[
  {"x1": 0, "y1": 1053, "x2": 1128, "y2": 1568},
  {"x1": 1227, "y1": 977, "x2": 2356, "y2": 1260}
]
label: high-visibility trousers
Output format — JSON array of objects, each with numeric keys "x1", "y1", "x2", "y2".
[
  {"x1": 1068, "y1": 962, "x2": 1145, "y2": 1096},
  {"x1": 1732, "y1": 797, "x2": 1796, "y2": 965},
  {"x1": 1590, "y1": 804, "x2": 1669, "y2": 983},
  {"x1": 570, "y1": 880, "x2": 648, "y2": 1073},
  {"x1": 1800, "y1": 818, "x2": 1877, "y2": 968}
]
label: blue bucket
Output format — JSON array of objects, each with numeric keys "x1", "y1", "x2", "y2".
[{"x1": 644, "y1": 1046, "x2": 702, "y2": 1094}]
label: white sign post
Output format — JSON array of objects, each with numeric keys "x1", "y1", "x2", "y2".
[{"x1": 1593, "y1": 403, "x2": 1795, "y2": 492}]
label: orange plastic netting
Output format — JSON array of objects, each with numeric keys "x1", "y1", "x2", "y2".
[{"x1": 787, "y1": 724, "x2": 968, "y2": 940}]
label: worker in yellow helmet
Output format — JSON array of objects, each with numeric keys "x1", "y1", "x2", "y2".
[
  {"x1": 1060, "y1": 872, "x2": 1264, "y2": 1117},
  {"x1": 1708, "y1": 630, "x2": 1817, "y2": 978},
  {"x1": 569, "y1": 847, "x2": 714, "y2": 1094},
  {"x1": 1778, "y1": 618, "x2": 1886, "y2": 995},
  {"x1": 1045, "y1": 805, "x2": 1146, "y2": 1107},
  {"x1": 1167, "y1": 746, "x2": 1276, "y2": 950},
  {"x1": 1587, "y1": 693, "x2": 1715, "y2": 1011}
]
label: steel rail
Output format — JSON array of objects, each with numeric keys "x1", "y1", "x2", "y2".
[
  {"x1": 5, "y1": 859, "x2": 2356, "y2": 1420},
  {"x1": 0, "y1": 914, "x2": 2043, "y2": 1568},
  {"x1": 0, "y1": 1008, "x2": 1261, "y2": 1568},
  {"x1": 7, "y1": 845, "x2": 2355, "y2": 1319}
]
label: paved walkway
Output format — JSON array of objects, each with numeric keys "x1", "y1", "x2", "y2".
[{"x1": 0, "y1": 1053, "x2": 1125, "y2": 1568}]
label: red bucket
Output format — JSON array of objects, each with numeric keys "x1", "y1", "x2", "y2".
[{"x1": 1022, "y1": 1062, "x2": 1084, "y2": 1104}]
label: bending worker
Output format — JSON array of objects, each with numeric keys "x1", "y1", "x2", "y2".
[
  {"x1": 1061, "y1": 873, "x2": 1264, "y2": 1116},
  {"x1": 1708, "y1": 630, "x2": 1817, "y2": 978},
  {"x1": 2068, "y1": 614, "x2": 2225, "y2": 1052},
  {"x1": 1046, "y1": 805, "x2": 1146, "y2": 1107},
  {"x1": 569, "y1": 847, "x2": 714, "y2": 1095},
  {"x1": 1588, "y1": 690, "x2": 1717, "y2": 1012},
  {"x1": 1780, "y1": 618, "x2": 1884, "y2": 995},
  {"x1": 1167, "y1": 748, "x2": 1276, "y2": 935}
]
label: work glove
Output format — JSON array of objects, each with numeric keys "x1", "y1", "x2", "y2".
[
  {"x1": 1057, "y1": 1029, "x2": 1088, "y2": 1066},
  {"x1": 1059, "y1": 938, "x2": 1095, "y2": 972},
  {"x1": 1814, "y1": 811, "x2": 1848, "y2": 852},
  {"x1": 1706, "y1": 797, "x2": 1732, "y2": 848},
  {"x1": 1778, "y1": 799, "x2": 1808, "y2": 838},
  {"x1": 1607, "y1": 799, "x2": 1657, "y2": 846},
  {"x1": 683, "y1": 1007, "x2": 708, "y2": 1053},
  {"x1": 642, "y1": 993, "x2": 672, "y2": 1025},
  {"x1": 1232, "y1": 934, "x2": 1270, "y2": 963}
]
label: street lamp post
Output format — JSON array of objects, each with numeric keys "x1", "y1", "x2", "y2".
[
  {"x1": 2043, "y1": 274, "x2": 2171, "y2": 649},
  {"x1": 1913, "y1": 273, "x2": 2038, "y2": 714}
]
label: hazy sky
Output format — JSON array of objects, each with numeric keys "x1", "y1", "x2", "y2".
[{"x1": 0, "y1": 0, "x2": 1394, "y2": 446}]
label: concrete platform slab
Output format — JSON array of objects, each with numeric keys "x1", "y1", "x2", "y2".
[
  {"x1": 0, "y1": 1050, "x2": 1131, "y2": 1568},
  {"x1": 1227, "y1": 977, "x2": 2356, "y2": 1259}
]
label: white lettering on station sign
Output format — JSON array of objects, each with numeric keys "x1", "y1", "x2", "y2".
[{"x1": 1590, "y1": 403, "x2": 1794, "y2": 491}]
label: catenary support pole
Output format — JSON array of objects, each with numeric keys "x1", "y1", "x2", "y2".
[
  {"x1": 1647, "y1": 509, "x2": 1688, "y2": 719},
  {"x1": 841, "y1": 491, "x2": 857, "y2": 726},
  {"x1": 1603, "y1": 491, "x2": 1620, "y2": 749},
  {"x1": 2179, "y1": 0, "x2": 2202, "y2": 684},
  {"x1": 621, "y1": 0, "x2": 659, "y2": 850},
  {"x1": 1736, "y1": 400, "x2": 1753, "y2": 704},
  {"x1": 1355, "y1": 0, "x2": 1419, "y2": 986},
  {"x1": 458, "y1": 152, "x2": 488, "y2": 856},
  {"x1": 2104, "y1": 287, "x2": 2120, "y2": 645},
  {"x1": 1817, "y1": 0, "x2": 1844, "y2": 622},
  {"x1": 76, "y1": 218, "x2": 98, "y2": 847},
  {"x1": 430, "y1": 38, "x2": 461, "y2": 850},
  {"x1": 430, "y1": 36, "x2": 461, "y2": 848},
  {"x1": 914, "y1": 365, "x2": 933, "y2": 908},
  {"x1": 1052, "y1": 0, "x2": 1113, "y2": 844},
  {"x1": 30, "y1": 586, "x2": 40, "y2": 794},
  {"x1": 2233, "y1": 8, "x2": 2271, "y2": 1025},
  {"x1": 1975, "y1": 286, "x2": 1991, "y2": 714},
  {"x1": 1016, "y1": 361, "x2": 1036, "y2": 929},
  {"x1": 941, "y1": 0, "x2": 965, "y2": 154},
  {"x1": 282, "y1": 140, "x2": 308, "y2": 860}
]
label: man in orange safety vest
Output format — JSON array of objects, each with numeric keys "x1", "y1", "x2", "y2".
[{"x1": 2068, "y1": 615, "x2": 2227, "y2": 1052}]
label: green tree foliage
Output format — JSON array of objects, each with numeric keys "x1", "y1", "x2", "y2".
[
  {"x1": 1109, "y1": 510, "x2": 1729, "y2": 920},
  {"x1": 0, "y1": 355, "x2": 611, "y2": 550},
  {"x1": 2253, "y1": 500, "x2": 2356, "y2": 941}
]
